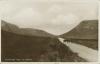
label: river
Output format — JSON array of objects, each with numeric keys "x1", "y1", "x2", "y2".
[{"x1": 58, "y1": 38, "x2": 98, "y2": 62}]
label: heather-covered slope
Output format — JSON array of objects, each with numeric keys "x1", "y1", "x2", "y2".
[
  {"x1": 1, "y1": 30, "x2": 86, "y2": 62},
  {"x1": 60, "y1": 20, "x2": 98, "y2": 39},
  {"x1": 1, "y1": 20, "x2": 55, "y2": 37},
  {"x1": 60, "y1": 20, "x2": 98, "y2": 50}
]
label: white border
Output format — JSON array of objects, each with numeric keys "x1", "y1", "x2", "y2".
[{"x1": 0, "y1": 0, "x2": 99, "y2": 64}]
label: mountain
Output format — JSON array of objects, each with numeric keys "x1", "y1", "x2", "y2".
[
  {"x1": 60, "y1": 20, "x2": 98, "y2": 50},
  {"x1": 1, "y1": 30, "x2": 86, "y2": 62},
  {"x1": 1, "y1": 20, "x2": 55, "y2": 37},
  {"x1": 60, "y1": 20, "x2": 98, "y2": 40},
  {"x1": 1, "y1": 20, "x2": 20, "y2": 33},
  {"x1": 19, "y1": 28, "x2": 55, "y2": 37}
]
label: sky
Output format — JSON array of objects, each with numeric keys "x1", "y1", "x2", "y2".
[{"x1": 0, "y1": 0, "x2": 98, "y2": 35}]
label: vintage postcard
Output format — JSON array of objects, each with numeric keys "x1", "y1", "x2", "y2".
[{"x1": 0, "y1": 0, "x2": 99, "y2": 63}]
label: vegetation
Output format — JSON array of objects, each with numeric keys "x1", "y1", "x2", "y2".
[
  {"x1": 1, "y1": 30, "x2": 86, "y2": 62},
  {"x1": 60, "y1": 20, "x2": 98, "y2": 50}
]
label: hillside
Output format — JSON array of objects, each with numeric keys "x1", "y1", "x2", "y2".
[
  {"x1": 60, "y1": 20, "x2": 98, "y2": 50},
  {"x1": 1, "y1": 20, "x2": 20, "y2": 33},
  {"x1": 60, "y1": 20, "x2": 98, "y2": 39},
  {"x1": 1, "y1": 30, "x2": 86, "y2": 62},
  {"x1": 1, "y1": 20, "x2": 55, "y2": 37}
]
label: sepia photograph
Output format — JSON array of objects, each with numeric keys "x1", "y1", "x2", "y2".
[{"x1": 0, "y1": 0, "x2": 98, "y2": 62}]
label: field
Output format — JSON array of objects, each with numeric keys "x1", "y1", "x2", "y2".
[{"x1": 1, "y1": 30, "x2": 86, "y2": 62}]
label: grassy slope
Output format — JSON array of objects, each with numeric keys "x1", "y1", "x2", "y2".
[
  {"x1": 60, "y1": 20, "x2": 98, "y2": 39},
  {"x1": 1, "y1": 20, "x2": 55, "y2": 37},
  {"x1": 60, "y1": 20, "x2": 98, "y2": 50},
  {"x1": 1, "y1": 30, "x2": 86, "y2": 62}
]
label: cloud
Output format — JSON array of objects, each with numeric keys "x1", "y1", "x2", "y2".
[
  {"x1": 42, "y1": 14, "x2": 80, "y2": 35},
  {"x1": 51, "y1": 14, "x2": 79, "y2": 25},
  {"x1": 0, "y1": 1, "x2": 13, "y2": 18},
  {"x1": 9, "y1": 8, "x2": 44, "y2": 28},
  {"x1": 0, "y1": 0, "x2": 98, "y2": 35},
  {"x1": 48, "y1": 5, "x2": 62, "y2": 14}
]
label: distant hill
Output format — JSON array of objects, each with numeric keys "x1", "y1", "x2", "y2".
[
  {"x1": 19, "y1": 28, "x2": 55, "y2": 37},
  {"x1": 60, "y1": 20, "x2": 98, "y2": 50},
  {"x1": 60, "y1": 20, "x2": 98, "y2": 40},
  {"x1": 1, "y1": 30, "x2": 86, "y2": 62},
  {"x1": 1, "y1": 20, "x2": 55, "y2": 37},
  {"x1": 1, "y1": 20, "x2": 20, "y2": 33}
]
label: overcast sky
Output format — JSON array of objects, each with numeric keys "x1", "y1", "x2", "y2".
[{"x1": 0, "y1": 0, "x2": 98, "y2": 35}]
